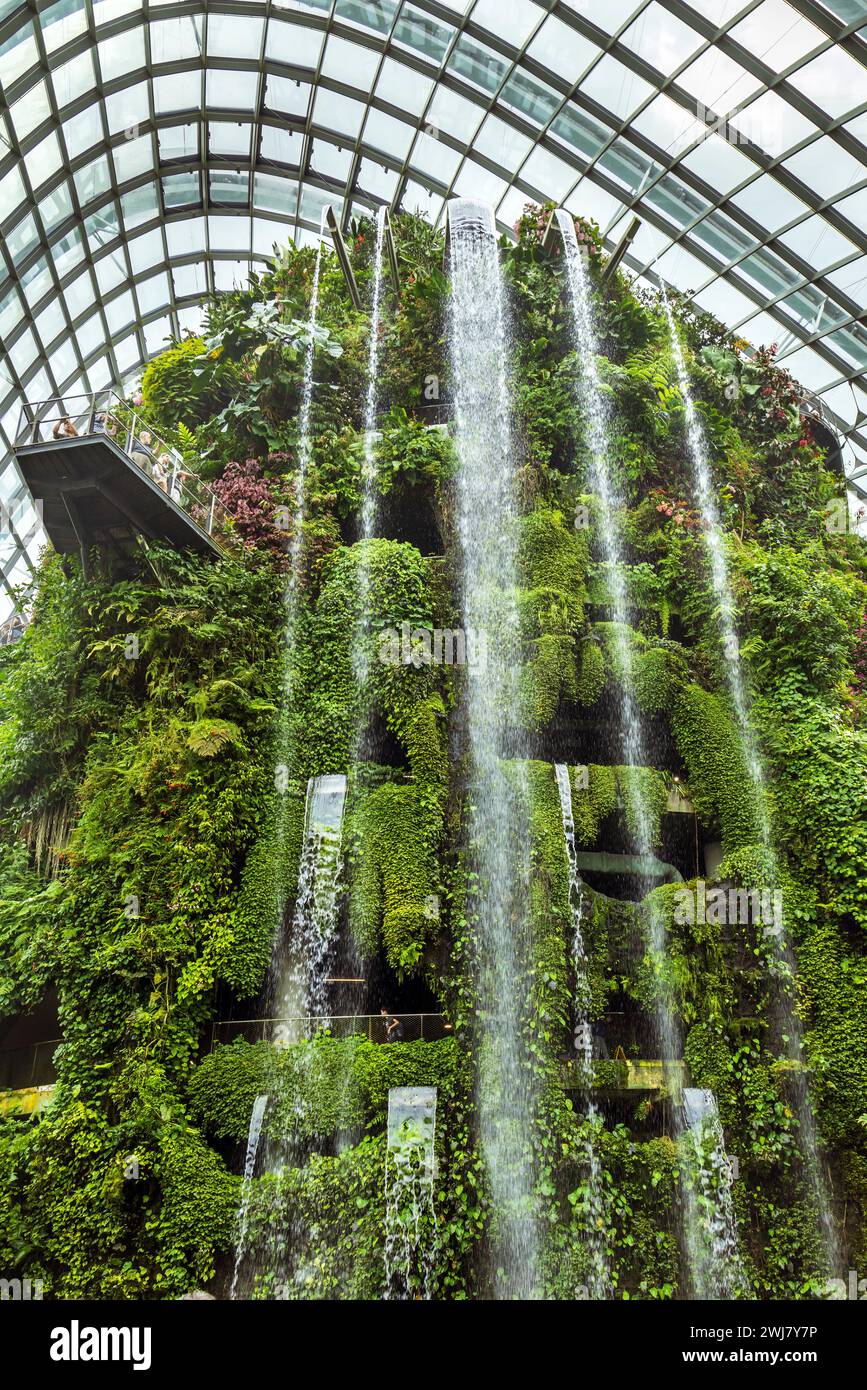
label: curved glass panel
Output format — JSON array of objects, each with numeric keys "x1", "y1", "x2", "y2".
[{"x1": 1, "y1": 0, "x2": 867, "y2": 614}]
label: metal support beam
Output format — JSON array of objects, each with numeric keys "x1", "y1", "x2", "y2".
[
  {"x1": 60, "y1": 492, "x2": 90, "y2": 580},
  {"x1": 541, "y1": 208, "x2": 561, "y2": 257},
  {"x1": 383, "y1": 208, "x2": 400, "y2": 297},
  {"x1": 602, "y1": 216, "x2": 642, "y2": 282},
  {"x1": 324, "y1": 204, "x2": 362, "y2": 311},
  {"x1": 94, "y1": 483, "x2": 155, "y2": 542}
]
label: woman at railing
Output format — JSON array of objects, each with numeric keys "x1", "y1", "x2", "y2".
[
  {"x1": 148, "y1": 451, "x2": 169, "y2": 492},
  {"x1": 93, "y1": 412, "x2": 117, "y2": 439},
  {"x1": 166, "y1": 457, "x2": 195, "y2": 505},
  {"x1": 130, "y1": 430, "x2": 157, "y2": 478}
]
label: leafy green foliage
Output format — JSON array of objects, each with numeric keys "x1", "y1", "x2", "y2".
[
  {"x1": 2, "y1": 210, "x2": 867, "y2": 1300},
  {"x1": 672, "y1": 684, "x2": 762, "y2": 852}
]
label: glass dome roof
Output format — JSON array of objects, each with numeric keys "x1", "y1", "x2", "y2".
[{"x1": 2, "y1": 0, "x2": 867, "y2": 615}]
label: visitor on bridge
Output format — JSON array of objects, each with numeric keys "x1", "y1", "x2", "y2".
[
  {"x1": 381, "y1": 1007, "x2": 404, "y2": 1042},
  {"x1": 151, "y1": 451, "x2": 171, "y2": 492},
  {"x1": 165, "y1": 455, "x2": 194, "y2": 503},
  {"x1": 131, "y1": 430, "x2": 158, "y2": 479},
  {"x1": 93, "y1": 412, "x2": 117, "y2": 438}
]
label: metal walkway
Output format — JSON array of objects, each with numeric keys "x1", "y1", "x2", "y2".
[{"x1": 14, "y1": 391, "x2": 237, "y2": 570}]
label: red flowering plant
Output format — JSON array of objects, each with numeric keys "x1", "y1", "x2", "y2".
[
  {"x1": 700, "y1": 340, "x2": 816, "y2": 452},
  {"x1": 850, "y1": 609, "x2": 867, "y2": 707},
  {"x1": 748, "y1": 345, "x2": 805, "y2": 437},
  {"x1": 648, "y1": 486, "x2": 701, "y2": 530},
  {"x1": 513, "y1": 201, "x2": 603, "y2": 262},
  {"x1": 212, "y1": 456, "x2": 294, "y2": 571},
  {"x1": 696, "y1": 332, "x2": 831, "y2": 532},
  {"x1": 345, "y1": 215, "x2": 378, "y2": 276}
]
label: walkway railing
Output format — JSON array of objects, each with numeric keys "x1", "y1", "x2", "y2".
[
  {"x1": 15, "y1": 391, "x2": 236, "y2": 551},
  {"x1": 209, "y1": 1013, "x2": 450, "y2": 1049},
  {"x1": 376, "y1": 402, "x2": 452, "y2": 428},
  {"x1": 0, "y1": 1039, "x2": 60, "y2": 1090}
]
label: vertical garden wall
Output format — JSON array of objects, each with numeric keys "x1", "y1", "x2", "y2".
[{"x1": 0, "y1": 206, "x2": 865, "y2": 1300}]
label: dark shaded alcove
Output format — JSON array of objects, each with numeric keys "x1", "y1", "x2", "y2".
[
  {"x1": 377, "y1": 484, "x2": 443, "y2": 555},
  {"x1": 583, "y1": 807, "x2": 704, "y2": 885},
  {"x1": 580, "y1": 992, "x2": 649, "y2": 1060},
  {"x1": 581, "y1": 867, "x2": 664, "y2": 901},
  {"x1": 595, "y1": 1092, "x2": 675, "y2": 1139},
  {"x1": 364, "y1": 950, "x2": 441, "y2": 1035},
  {"x1": 523, "y1": 705, "x2": 682, "y2": 771},
  {"x1": 356, "y1": 710, "x2": 408, "y2": 768},
  {"x1": 0, "y1": 990, "x2": 61, "y2": 1087}
]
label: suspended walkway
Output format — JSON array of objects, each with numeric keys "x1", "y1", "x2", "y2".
[
  {"x1": 13, "y1": 391, "x2": 237, "y2": 571},
  {"x1": 209, "y1": 1013, "x2": 450, "y2": 1048}
]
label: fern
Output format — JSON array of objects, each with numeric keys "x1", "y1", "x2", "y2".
[
  {"x1": 624, "y1": 344, "x2": 681, "y2": 409},
  {"x1": 177, "y1": 420, "x2": 198, "y2": 463},
  {"x1": 186, "y1": 718, "x2": 242, "y2": 758}
]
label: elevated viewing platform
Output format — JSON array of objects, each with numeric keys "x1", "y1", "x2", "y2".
[
  {"x1": 209, "y1": 1012, "x2": 451, "y2": 1048},
  {"x1": 13, "y1": 392, "x2": 236, "y2": 569}
]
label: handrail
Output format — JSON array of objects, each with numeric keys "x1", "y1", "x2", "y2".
[
  {"x1": 213, "y1": 1012, "x2": 446, "y2": 1025},
  {"x1": 376, "y1": 401, "x2": 452, "y2": 428},
  {"x1": 14, "y1": 390, "x2": 237, "y2": 553},
  {"x1": 209, "y1": 1012, "x2": 450, "y2": 1047},
  {"x1": 0, "y1": 1038, "x2": 61, "y2": 1090}
]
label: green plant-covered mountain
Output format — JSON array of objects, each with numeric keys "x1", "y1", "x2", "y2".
[{"x1": 1, "y1": 206, "x2": 865, "y2": 1301}]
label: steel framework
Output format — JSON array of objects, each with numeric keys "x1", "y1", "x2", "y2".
[{"x1": 1, "y1": 0, "x2": 867, "y2": 612}]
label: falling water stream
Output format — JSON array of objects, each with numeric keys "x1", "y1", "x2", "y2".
[
  {"x1": 383, "y1": 1087, "x2": 439, "y2": 1299},
  {"x1": 682, "y1": 1089, "x2": 745, "y2": 1299},
  {"x1": 353, "y1": 206, "x2": 388, "y2": 700},
  {"x1": 557, "y1": 210, "x2": 744, "y2": 1298},
  {"x1": 232, "y1": 215, "x2": 345, "y2": 1298},
  {"x1": 252, "y1": 211, "x2": 394, "y2": 1297},
  {"x1": 555, "y1": 211, "x2": 657, "y2": 877},
  {"x1": 273, "y1": 211, "x2": 327, "y2": 873},
  {"x1": 555, "y1": 763, "x2": 610, "y2": 1299},
  {"x1": 273, "y1": 773, "x2": 348, "y2": 1038},
  {"x1": 664, "y1": 293, "x2": 840, "y2": 1278},
  {"x1": 361, "y1": 206, "x2": 387, "y2": 545},
  {"x1": 294, "y1": 221, "x2": 325, "y2": 525},
  {"x1": 350, "y1": 201, "x2": 388, "y2": 708},
  {"x1": 230, "y1": 1094, "x2": 269, "y2": 1300},
  {"x1": 268, "y1": 211, "x2": 331, "y2": 1022},
  {"x1": 447, "y1": 197, "x2": 539, "y2": 1299}
]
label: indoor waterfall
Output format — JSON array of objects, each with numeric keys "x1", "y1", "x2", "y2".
[
  {"x1": 353, "y1": 206, "x2": 388, "y2": 700},
  {"x1": 447, "y1": 197, "x2": 540, "y2": 1299},
  {"x1": 557, "y1": 211, "x2": 675, "y2": 1055},
  {"x1": 274, "y1": 772, "x2": 348, "y2": 1038},
  {"x1": 555, "y1": 763, "x2": 611, "y2": 1299},
  {"x1": 383, "y1": 1087, "x2": 438, "y2": 1300},
  {"x1": 664, "y1": 294, "x2": 840, "y2": 1277},
  {"x1": 294, "y1": 215, "x2": 325, "y2": 525},
  {"x1": 662, "y1": 294, "x2": 769, "y2": 841},
  {"x1": 6, "y1": 7, "x2": 865, "y2": 1317},
  {"x1": 232, "y1": 227, "x2": 341, "y2": 1299},
  {"x1": 361, "y1": 206, "x2": 387, "y2": 547},
  {"x1": 557, "y1": 210, "x2": 745, "y2": 1298},
  {"x1": 230, "y1": 775, "x2": 347, "y2": 1299},
  {"x1": 555, "y1": 210, "x2": 657, "y2": 875},
  {"x1": 272, "y1": 209, "x2": 327, "y2": 882},
  {"x1": 682, "y1": 1089, "x2": 746, "y2": 1300},
  {"x1": 229, "y1": 1094, "x2": 269, "y2": 1300}
]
